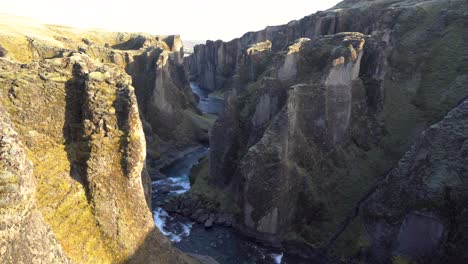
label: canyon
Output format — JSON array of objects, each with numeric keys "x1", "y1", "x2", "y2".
[
  {"x1": 1, "y1": 0, "x2": 467, "y2": 263},
  {"x1": 186, "y1": 0, "x2": 468, "y2": 262}
]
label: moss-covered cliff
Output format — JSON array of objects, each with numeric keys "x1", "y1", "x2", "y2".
[
  {"x1": 0, "y1": 14, "x2": 201, "y2": 264},
  {"x1": 362, "y1": 99, "x2": 468, "y2": 263},
  {"x1": 0, "y1": 102, "x2": 70, "y2": 264}
]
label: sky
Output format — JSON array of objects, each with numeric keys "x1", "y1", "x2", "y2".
[{"x1": 1, "y1": 0, "x2": 341, "y2": 41}]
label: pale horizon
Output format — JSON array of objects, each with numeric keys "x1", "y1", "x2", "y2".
[{"x1": 1, "y1": 0, "x2": 342, "y2": 41}]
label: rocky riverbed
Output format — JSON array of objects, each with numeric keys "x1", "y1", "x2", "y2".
[
  {"x1": 150, "y1": 84, "x2": 309, "y2": 264},
  {"x1": 151, "y1": 146, "x2": 319, "y2": 264}
]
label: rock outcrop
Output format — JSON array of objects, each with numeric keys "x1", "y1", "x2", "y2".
[
  {"x1": 363, "y1": 99, "x2": 468, "y2": 263},
  {"x1": 225, "y1": 33, "x2": 382, "y2": 246},
  {"x1": 187, "y1": 0, "x2": 468, "y2": 261},
  {"x1": 1, "y1": 14, "x2": 209, "y2": 159},
  {"x1": 124, "y1": 34, "x2": 209, "y2": 160},
  {"x1": 0, "y1": 14, "x2": 200, "y2": 264},
  {"x1": 0, "y1": 103, "x2": 70, "y2": 264}
]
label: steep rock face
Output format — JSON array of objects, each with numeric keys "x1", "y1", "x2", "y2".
[
  {"x1": 207, "y1": 32, "x2": 379, "y2": 246},
  {"x1": 363, "y1": 99, "x2": 468, "y2": 263},
  {"x1": 0, "y1": 17, "x2": 199, "y2": 264},
  {"x1": 163, "y1": 35, "x2": 184, "y2": 64},
  {"x1": 209, "y1": 41, "x2": 287, "y2": 188},
  {"x1": 232, "y1": 33, "x2": 381, "y2": 244},
  {"x1": 190, "y1": 0, "x2": 468, "y2": 120},
  {"x1": 121, "y1": 35, "x2": 208, "y2": 159},
  {"x1": 134, "y1": 48, "x2": 204, "y2": 158},
  {"x1": 66, "y1": 54, "x2": 155, "y2": 257},
  {"x1": 189, "y1": 40, "x2": 235, "y2": 91},
  {"x1": 237, "y1": 109, "x2": 294, "y2": 239},
  {"x1": 209, "y1": 90, "x2": 241, "y2": 187},
  {"x1": 0, "y1": 104, "x2": 69, "y2": 264},
  {"x1": 1, "y1": 14, "x2": 208, "y2": 158},
  {"x1": 0, "y1": 53, "x2": 195, "y2": 263},
  {"x1": 78, "y1": 32, "x2": 207, "y2": 159},
  {"x1": 189, "y1": 0, "x2": 468, "y2": 259}
]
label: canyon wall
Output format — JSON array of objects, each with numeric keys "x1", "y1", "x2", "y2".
[
  {"x1": 0, "y1": 15, "x2": 200, "y2": 264},
  {"x1": 123, "y1": 35, "x2": 210, "y2": 159},
  {"x1": 187, "y1": 0, "x2": 468, "y2": 262},
  {"x1": 363, "y1": 98, "x2": 468, "y2": 263},
  {"x1": 0, "y1": 102, "x2": 70, "y2": 264}
]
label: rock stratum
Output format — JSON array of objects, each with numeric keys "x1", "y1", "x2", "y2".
[
  {"x1": 187, "y1": 0, "x2": 468, "y2": 263},
  {"x1": 0, "y1": 14, "x2": 203, "y2": 264}
]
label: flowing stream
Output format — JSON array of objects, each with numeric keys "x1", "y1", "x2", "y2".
[
  {"x1": 190, "y1": 83, "x2": 224, "y2": 115},
  {"x1": 150, "y1": 83, "x2": 302, "y2": 264}
]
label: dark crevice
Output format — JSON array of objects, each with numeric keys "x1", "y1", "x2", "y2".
[
  {"x1": 63, "y1": 63, "x2": 92, "y2": 201},
  {"x1": 114, "y1": 82, "x2": 131, "y2": 176}
]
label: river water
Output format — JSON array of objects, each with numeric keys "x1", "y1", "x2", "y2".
[
  {"x1": 190, "y1": 83, "x2": 224, "y2": 115},
  {"x1": 150, "y1": 83, "x2": 302, "y2": 264}
]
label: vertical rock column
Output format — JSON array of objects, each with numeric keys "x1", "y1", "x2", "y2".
[{"x1": 67, "y1": 54, "x2": 156, "y2": 261}]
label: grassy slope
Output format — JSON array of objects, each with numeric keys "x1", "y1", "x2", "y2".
[{"x1": 0, "y1": 62, "x2": 113, "y2": 262}]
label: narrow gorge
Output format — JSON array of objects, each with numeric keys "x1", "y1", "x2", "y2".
[{"x1": 1, "y1": 0, "x2": 467, "y2": 263}]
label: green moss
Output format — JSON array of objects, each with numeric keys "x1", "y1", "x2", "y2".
[
  {"x1": 238, "y1": 78, "x2": 265, "y2": 120},
  {"x1": 282, "y1": 230, "x2": 310, "y2": 244},
  {"x1": 330, "y1": 215, "x2": 370, "y2": 259},
  {"x1": 0, "y1": 58, "x2": 132, "y2": 263},
  {"x1": 382, "y1": 0, "x2": 468, "y2": 158},
  {"x1": 0, "y1": 22, "x2": 196, "y2": 263},
  {"x1": 27, "y1": 145, "x2": 114, "y2": 264},
  {"x1": 88, "y1": 71, "x2": 111, "y2": 82},
  {"x1": 0, "y1": 36, "x2": 34, "y2": 62},
  {"x1": 283, "y1": 131, "x2": 396, "y2": 252},
  {"x1": 185, "y1": 109, "x2": 216, "y2": 131},
  {"x1": 189, "y1": 158, "x2": 239, "y2": 214},
  {"x1": 209, "y1": 89, "x2": 226, "y2": 100}
]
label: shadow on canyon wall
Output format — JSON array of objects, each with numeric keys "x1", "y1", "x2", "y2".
[{"x1": 63, "y1": 66, "x2": 90, "y2": 191}]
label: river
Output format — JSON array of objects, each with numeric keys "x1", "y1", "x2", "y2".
[
  {"x1": 150, "y1": 83, "x2": 301, "y2": 264},
  {"x1": 190, "y1": 83, "x2": 224, "y2": 115}
]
